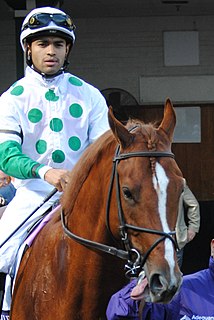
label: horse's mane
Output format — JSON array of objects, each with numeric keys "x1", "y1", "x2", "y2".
[
  {"x1": 61, "y1": 118, "x2": 159, "y2": 215},
  {"x1": 125, "y1": 117, "x2": 160, "y2": 157},
  {"x1": 61, "y1": 129, "x2": 116, "y2": 215}
]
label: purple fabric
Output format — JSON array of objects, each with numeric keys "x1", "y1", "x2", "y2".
[
  {"x1": 106, "y1": 257, "x2": 214, "y2": 319},
  {"x1": 106, "y1": 279, "x2": 139, "y2": 319},
  {"x1": 24, "y1": 205, "x2": 60, "y2": 247}
]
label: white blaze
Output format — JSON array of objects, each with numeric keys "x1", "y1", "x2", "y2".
[{"x1": 152, "y1": 162, "x2": 176, "y2": 281}]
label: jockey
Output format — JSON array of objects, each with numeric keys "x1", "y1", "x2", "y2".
[{"x1": 0, "y1": 6, "x2": 109, "y2": 318}]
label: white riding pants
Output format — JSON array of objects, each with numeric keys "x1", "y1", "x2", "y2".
[{"x1": 0, "y1": 180, "x2": 60, "y2": 310}]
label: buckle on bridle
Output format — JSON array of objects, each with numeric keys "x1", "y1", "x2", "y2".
[{"x1": 124, "y1": 248, "x2": 142, "y2": 278}]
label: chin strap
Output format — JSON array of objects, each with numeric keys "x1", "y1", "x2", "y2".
[
  {"x1": 32, "y1": 66, "x2": 64, "y2": 79},
  {"x1": 40, "y1": 69, "x2": 64, "y2": 79}
]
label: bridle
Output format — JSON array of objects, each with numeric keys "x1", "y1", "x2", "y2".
[
  {"x1": 61, "y1": 139, "x2": 179, "y2": 278},
  {"x1": 106, "y1": 146, "x2": 178, "y2": 277}
]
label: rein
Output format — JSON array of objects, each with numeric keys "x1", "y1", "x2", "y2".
[
  {"x1": 61, "y1": 142, "x2": 178, "y2": 278},
  {"x1": 61, "y1": 210, "x2": 129, "y2": 260}
]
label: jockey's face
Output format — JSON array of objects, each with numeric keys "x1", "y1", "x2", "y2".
[{"x1": 28, "y1": 36, "x2": 70, "y2": 75}]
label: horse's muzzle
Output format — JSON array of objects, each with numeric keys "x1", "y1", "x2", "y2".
[{"x1": 149, "y1": 271, "x2": 182, "y2": 303}]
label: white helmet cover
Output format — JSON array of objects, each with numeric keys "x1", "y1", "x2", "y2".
[{"x1": 20, "y1": 7, "x2": 75, "y2": 51}]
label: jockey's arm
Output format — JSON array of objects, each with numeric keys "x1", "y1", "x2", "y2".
[
  {"x1": 0, "y1": 140, "x2": 47, "y2": 179},
  {"x1": 0, "y1": 140, "x2": 69, "y2": 191}
]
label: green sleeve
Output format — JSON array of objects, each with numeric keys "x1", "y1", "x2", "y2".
[{"x1": 0, "y1": 140, "x2": 45, "y2": 179}]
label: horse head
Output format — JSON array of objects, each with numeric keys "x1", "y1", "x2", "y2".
[{"x1": 108, "y1": 98, "x2": 183, "y2": 303}]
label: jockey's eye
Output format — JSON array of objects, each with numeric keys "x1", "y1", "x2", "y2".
[{"x1": 122, "y1": 187, "x2": 133, "y2": 200}]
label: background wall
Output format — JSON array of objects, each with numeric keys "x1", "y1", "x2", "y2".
[
  {"x1": 1, "y1": 3, "x2": 214, "y2": 103},
  {"x1": 68, "y1": 15, "x2": 214, "y2": 103},
  {"x1": 0, "y1": 2, "x2": 16, "y2": 92}
]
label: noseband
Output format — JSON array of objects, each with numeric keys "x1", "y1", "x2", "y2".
[{"x1": 61, "y1": 144, "x2": 178, "y2": 278}]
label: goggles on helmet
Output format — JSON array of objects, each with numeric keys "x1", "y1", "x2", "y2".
[{"x1": 22, "y1": 13, "x2": 76, "y2": 32}]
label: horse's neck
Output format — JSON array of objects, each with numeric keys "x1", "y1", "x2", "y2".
[{"x1": 67, "y1": 158, "x2": 113, "y2": 243}]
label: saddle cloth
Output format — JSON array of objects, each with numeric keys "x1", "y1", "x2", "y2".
[{"x1": 13, "y1": 204, "x2": 61, "y2": 281}]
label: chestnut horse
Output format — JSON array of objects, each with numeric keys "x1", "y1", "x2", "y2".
[{"x1": 10, "y1": 98, "x2": 183, "y2": 320}]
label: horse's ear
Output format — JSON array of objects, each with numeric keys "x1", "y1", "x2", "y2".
[
  {"x1": 108, "y1": 106, "x2": 133, "y2": 149},
  {"x1": 158, "y1": 98, "x2": 176, "y2": 142}
]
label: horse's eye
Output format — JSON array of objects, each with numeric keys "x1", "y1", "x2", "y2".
[{"x1": 122, "y1": 187, "x2": 133, "y2": 200}]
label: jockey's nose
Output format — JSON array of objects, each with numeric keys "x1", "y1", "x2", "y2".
[{"x1": 47, "y1": 44, "x2": 56, "y2": 56}]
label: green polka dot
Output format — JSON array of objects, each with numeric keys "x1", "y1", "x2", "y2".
[
  {"x1": 69, "y1": 77, "x2": 83, "y2": 86},
  {"x1": 10, "y1": 85, "x2": 24, "y2": 96},
  {"x1": 69, "y1": 103, "x2": 83, "y2": 118},
  {"x1": 68, "y1": 136, "x2": 81, "y2": 151},
  {"x1": 52, "y1": 150, "x2": 65, "y2": 163},
  {"x1": 45, "y1": 89, "x2": 59, "y2": 101},
  {"x1": 50, "y1": 118, "x2": 63, "y2": 132},
  {"x1": 36, "y1": 140, "x2": 47, "y2": 154},
  {"x1": 28, "y1": 108, "x2": 43, "y2": 123}
]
